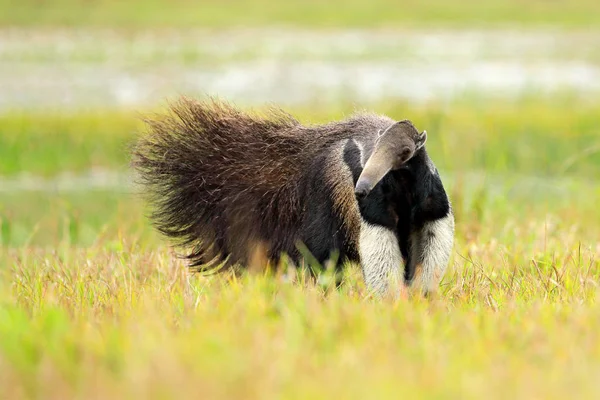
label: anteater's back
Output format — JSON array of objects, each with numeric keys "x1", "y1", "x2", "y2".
[{"x1": 132, "y1": 97, "x2": 393, "y2": 271}]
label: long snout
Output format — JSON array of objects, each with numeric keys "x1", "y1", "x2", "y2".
[
  {"x1": 354, "y1": 156, "x2": 391, "y2": 199},
  {"x1": 354, "y1": 177, "x2": 373, "y2": 198}
]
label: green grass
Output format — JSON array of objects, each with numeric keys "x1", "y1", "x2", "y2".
[
  {"x1": 2, "y1": 96, "x2": 599, "y2": 177},
  {"x1": 0, "y1": 111, "x2": 138, "y2": 177},
  {"x1": 2, "y1": 0, "x2": 600, "y2": 28},
  {"x1": 1, "y1": 228, "x2": 599, "y2": 398},
  {"x1": 1, "y1": 95, "x2": 600, "y2": 398}
]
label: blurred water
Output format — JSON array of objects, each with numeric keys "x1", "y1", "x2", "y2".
[{"x1": 2, "y1": 28, "x2": 600, "y2": 109}]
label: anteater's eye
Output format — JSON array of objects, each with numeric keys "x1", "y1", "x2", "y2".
[{"x1": 401, "y1": 147, "x2": 412, "y2": 160}]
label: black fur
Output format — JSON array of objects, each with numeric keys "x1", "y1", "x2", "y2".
[
  {"x1": 400, "y1": 149, "x2": 451, "y2": 229},
  {"x1": 343, "y1": 145, "x2": 451, "y2": 283}
]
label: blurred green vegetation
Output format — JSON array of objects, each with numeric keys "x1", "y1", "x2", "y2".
[
  {"x1": 1, "y1": 0, "x2": 600, "y2": 28},
  {"x1": 0, "y1": 191, "x2": 157, "y2": 247},
  {"x1": 0, "y1": 111, "x2": 137, "y2": 177},
  {"x1": 1, "y1": 96, "x2": 598, "y2": 177}
]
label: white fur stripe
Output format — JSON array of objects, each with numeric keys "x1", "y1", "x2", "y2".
[
  {"x1": 351, "y1": 138, "x2": 366, "y2": 167},
  {"x1": 359, "y1": 220, "x2": 404, "y2": 297},
  {"x1": 408, "y1": 210, "x2": 455, "y2": 293}
]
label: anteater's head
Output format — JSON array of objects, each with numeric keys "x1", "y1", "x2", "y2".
[{"x1": 355, "y1": 120, "x2": 427, "y2": 198}]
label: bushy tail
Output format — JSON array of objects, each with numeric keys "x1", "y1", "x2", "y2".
[{"x1": 131, "y1": 97, "x2": 302, "y2": 271}]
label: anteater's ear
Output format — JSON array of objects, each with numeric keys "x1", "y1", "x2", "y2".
[{"x1": 416, "y1": 130, "x2": 427, "y2": 150}]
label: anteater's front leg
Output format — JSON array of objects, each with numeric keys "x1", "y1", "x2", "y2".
[
  {"x1": 408, "y1": 210, "x2": 455, "y2": 295},
  {"x1": 358, "y1": 220, "x2": 406, "y2": 298}
]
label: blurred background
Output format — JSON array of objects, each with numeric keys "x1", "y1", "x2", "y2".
[{"x1": 1, "y1": 0, "x2": 599, "y2": 247}]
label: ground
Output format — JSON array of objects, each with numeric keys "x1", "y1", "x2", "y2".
[{"x1": 1, "y1": 1, "x2": 600, "y2": 399}]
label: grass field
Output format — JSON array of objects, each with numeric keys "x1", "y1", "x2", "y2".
[
  {"x1": 1, "y1": 95, "x2": 600, "y2": 398},
  {"x1": 2, "y1": 0, "x2": 600, "y2": 28},
  {"x1": 2, "y1": 97, "x2": 600, "y2": 178},
  {"x1": 2, "y1": 0, "x2": 600, "y2": 395}
]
